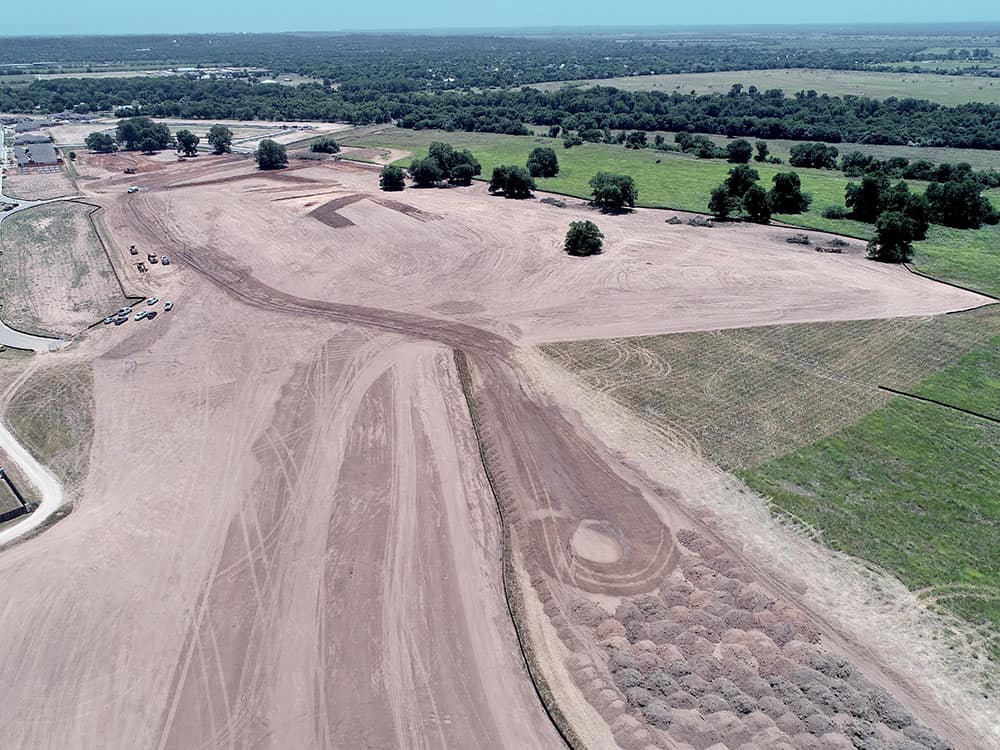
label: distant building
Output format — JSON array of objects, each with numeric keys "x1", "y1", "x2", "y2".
[
  {"x1": 14, "y1": 143, "x2": 59, "y2": 167},
  {"x1": 14, "y1": 133, "x2": 52, "y2": 145}
]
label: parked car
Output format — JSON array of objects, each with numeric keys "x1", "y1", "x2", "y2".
[
  {"x1": 127, "y1": 186, "x2": 139, "y2": 194},
  {"x1": 146, "y1": 296, "x2": 159, "y2": 306},
  {"x1": 113, "y1": 316, "x2": 127, "y2": 325},
  {"x1": 134, "y1": 310, "x2": 148, "y2": 321},
  {"x1": 117, "y1": 306, "x2": 133, "y2": 316},
  {"x1": 161, "y1": 256, "x2": 171, "y2": 266},
  {"x1": 103, "y1": 316, "x2": 114, "y2": 325},
  {"x1": 164, "y1": 301, "x2": 173, "y2": 312},
  {"x1": 146, "y1": 311, "x2": 157, "y2": 320}
]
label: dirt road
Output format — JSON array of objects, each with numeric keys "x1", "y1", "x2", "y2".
[{"x1": 0, "y1": 153, "x2": 992, "y2": 749}]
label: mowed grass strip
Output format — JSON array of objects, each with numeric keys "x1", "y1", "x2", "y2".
[
  {"x1": 740, "y1": 383, "x2": 1000, "y2": 653},
  {"x1": 530, "y1": 68, "x2": 1000, "y2": 107}
]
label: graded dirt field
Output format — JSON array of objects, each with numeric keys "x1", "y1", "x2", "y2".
[
  {"x1": 0, "y1": 152, "x2": 993, "y2": 749},
  {"x1": 3, "y1": 168, "x2": 76, "y2": 200},
  {"x1": 531, "y1": 68, "x2": 1000, "y2": 106},
  {"x1": 0, "y1": 201, "x2": 129, "y2": 336}
]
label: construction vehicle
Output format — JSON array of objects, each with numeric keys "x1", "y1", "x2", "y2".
[
  {"x1": 123, "y1": 167, "x2": 136, "y2": 175},
  {"x1": 161, "y1": 255, "x2": 171, "y2": 266},
  {"x1": 127, "y1": 186, "x2": 139, "y2": 194},
  {"x1": 136, "y1": 262, "x2": 147, "y2": 274},
  {"x1": 147, "y1": 252, "x2": 159, "y2": 264},
  {"x1": 129, "y1": 244, "x2": 138, "y2": 255}
]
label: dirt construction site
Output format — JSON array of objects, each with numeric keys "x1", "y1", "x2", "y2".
[{"x1": 0, "y1": 151, "x2": 995, "y2": 749}]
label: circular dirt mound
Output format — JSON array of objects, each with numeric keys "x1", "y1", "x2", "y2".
[{"x1": 571, "y1": 520, "x2": 624, "y2": 564}]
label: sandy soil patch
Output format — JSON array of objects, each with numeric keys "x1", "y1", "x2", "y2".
[
  {"x1": 3, "y1": 169, "x2": 76, "y2": 200},
  {"x1": 572, "y1": 520, "x2": 624, "y2": 564}
]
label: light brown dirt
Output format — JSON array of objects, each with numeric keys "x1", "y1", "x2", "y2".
[
  {"x1": 3, "y1": 168, "x2": 76, "y2": 200},
  {"x1": 0, "y1": 155, "x2": 992, "y2": 749}
]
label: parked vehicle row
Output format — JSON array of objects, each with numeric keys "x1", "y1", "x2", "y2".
[{"x1": 103, "y1": 297, "x2": 174, "y2": 327}]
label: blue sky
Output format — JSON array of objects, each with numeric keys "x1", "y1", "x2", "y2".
[{"x1": 3, "y1": 1, "x2": 997, "y2": 36}]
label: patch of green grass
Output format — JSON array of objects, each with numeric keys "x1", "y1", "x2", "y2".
[
  {"x1": 909, "y1": 335, "x2": 1000, "y2": 416},
  {"x1": 531, "y1": 68, "x2": 1000, "y2": 107},
  {"x1": 740, "y1": 362, "x2": 1000, "y2": 651}
]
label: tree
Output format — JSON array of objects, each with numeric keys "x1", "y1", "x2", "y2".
[
  {"x1": 255, "y1": 139, "x2": 288, "y2": 170},
  {"x1": 708, "y1": 185, "x2": 738, "y2": 218},
  {"x1": 867, "y1": 211, "x2": 915, "y2": 263},
  {"x1": 379, "y1": 165, "x2": 405, "y2": 191},
  {"x1": 426, "y1": 142, "x2": 481, "y2": 183},
  {"x1": 624, "y1": 130, "x2": 648, "y2": 149},
  {"x1": 925, "y1": 180, "x2": 1000, "y2": 229},
  {"x1": 768, "y1": 172, "x2": 811, "y2": 214},
  {"x1": 724, "y1": 165, "x2": 760, "y2": 199},
  {"x1": 526, "y1": 146, "x2": 559, "y2": 178},
  {"x1": 754, "y1": 140, "x2": 769, "y2": 163},
  {"x1": 139, "y1": 137, "x2": 160, "y2": 154},
  {"x1": 547, "y1": 125, "x2": 561, "y2": 138},
  {"x1": 589, "y1": 172, "x2": 638, "y2": 211},
  {"x1": 562, "y1": 132, "x2": 584, "y2": 149},
  {"x1": 410, "y1": 157, "x2": 443, "y2": 187},
  {"x1": 207, "y1": 125, "x2": 233, "y2": 154},
  {"x1": 115, "y1": 116, "x2": 170, "y2": 151},
  {"x1": 885, "y1": 182, "x2": 930, "y2": 240},
  {"x1": 449, "y1": 162, "x2": 475, "y2": 185},
  {"x1": 726, "y1": 139, "x2": 753, "y2": 164},
  {"x1": 310, "y1": 137, "x2": 340, "y2": 154},
  {"x1": 488, "y1": 165, "x2": 535, "y2": 198},
  {"x1": 789, "y1": 142, "x2": 839, "y2": 169},
  {"x1": 175, "y1": 129, "x2": 200, "y2": 157},
  {"x1": 742, "y1": 184, "x2": 771, "y2": 223},
  {"x1": 84, "y1": 132, "x2": 116, "y2": 153},
  {"x1": 564, "y1": 221, "x2": 604, "y2": 256},
  {"x1": 845, "y1": 173, "x2": 889, "y2": 223}
]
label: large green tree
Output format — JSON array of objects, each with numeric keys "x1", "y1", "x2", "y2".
[
  {"x1": 564, "y1": 221, "x2": 604, "y2": 256},
  {"x1": 207, "y1": 125, "x2": 233, "y2": 154},
  {"x1": 768, "y1": 172, "x2": 811, "y2": 214},
  {"x1": 379, "y1": 165, "x2": 406, "y2": 191},
  {"x1": 925, "y1": 180, "x2": 1000, "y2": 229},
  {"x1": 724, "y1": 164, "x2": 760, "y2": 199},
  {"x1": 885, "y1": 182, "x2": 930, "y2": 240},
  {"x1": 488, "y1": 165, "x2": 535, "y2": 198},
  {"x1": 116, "y1": 116, "x2": 170, "y2": 152},
  {"x1": 845, "y1": 173, "x2": 889, "y2": 223},
  {"x1": 409, "y1": 158, "x2": 443, "y2": 187},
  {"x1": 726, "y1": 139, "x2": 753, "y2": 164},
  {"x1": 742, "y1": 184, "x2": 772, "y2": 224},
  {"x1": 867, "y1": 211, "x2": 916, "y2": 263},
  {"x1": 84, "y1": 132, "x2": 116, "y2": 153},
  {"x1": 425, "y1": 142, "x2": 481, "y2": 183},
  {"x1": 255, "y1": 139, "x2": 288, "y2": 170},
  {"x1": 175, "y1": 129, "x2": 200, "y2": 157},
  {"x1": 526, "y1": 146, "x2": 559, "y2": 178},
  {"x1": 589, "y1": 172, "x2": 638, "y2": 211}
]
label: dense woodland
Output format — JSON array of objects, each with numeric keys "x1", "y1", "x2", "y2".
[
  {"x1": 0, "y1": 32, "x2": 978, "y2": 86},
  {"x1": 4, "y1": 76, "x2": 1000, "y2": 150}
]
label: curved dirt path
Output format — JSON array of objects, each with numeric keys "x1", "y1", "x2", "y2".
[{"x1": 0, "y1": 363, "x2": 64, "y2": 546}]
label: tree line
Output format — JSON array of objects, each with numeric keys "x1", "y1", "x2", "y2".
[{"x1": 5, "y1": 76, "x2": 1000, "y2": 150}]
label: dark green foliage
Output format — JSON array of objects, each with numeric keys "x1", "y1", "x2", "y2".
[
  {"x1": 379, "y1": 165, "x2": 406, "y2": 191},
  {"x1": 588, "y1": 172, "x2": 638, "y2": 211},
  {"x1": 547, "y1": 125, "x2": 561, "y2": 138},
  {"x1": 84, "y1": 132, "x2": 116, "y2": 153},
  {"x1": 726, "y1": 139, "x2": 753, "y2": 164},
  {"x1": 564, "y1": 220, "x2": 604, "y2": 256},
  {"x1": 409, "y1": 157, "x2": 443, "y2": 187},
  {"x1": 768, "y1": 172, "x2": 812, "y2": 214},
  {"x1": 527, "y1": 146, "x2": 559, "y2": 178},
  {"x1": 310, "y1": 137, "x2": 340, "y2": 154},
  {"x1": 724, "y1": 165, "x2": 760, "y2": 199},
  {"x1": 822, "y1": 205, "x2": 850, "y2": 219},
  {"x1": 885, "y1": 181, "x2": 931, "y2": 240},
  {"x1": 207, "y1": 124, "x2": 233, "y2": 154},
  {"x1": 255, "y1": 138, "x2": 287, "y2": 170},
  {"x1": 708, "y1": 185, "x2": 738, "y2": 218},
  {"x1": 845, "y1": 173, "x2": 889, "y2": 223},
  {"x1": 425, "y1": 141, "x2": 481, "y2": 183},
  {"x1": 116, "y1": 116, "x2": 170, "y2": 151},
  {"x1": 175, "y1": 129, "x2": 199, "y2": 156},
  {"x1": 624, "y1": 130, "x2": 648, "y2": 150},
  {"x1": 789, "y1": 142, "x2": 839, "y2": 169},
  {"x1": 562, "y1": 132, "x2": 584, "y2": 149},
  {"x1": 742, "y1": 184, "x2": 771, "y2": 224},
  {"x1": 868, "y1": 211, "x2": 916, "y2": 262},
  {"x1": 675, "y1": 132, "x2": 727, "y2": 159},
  {"x1": 754, "y1": 140, "x2": 769, "y2": 163},
  {"x1": 488, "y1": 165, "x2": 535, "y2": 198},
  {"x1": 925, "y1": 180, "x2": 1000, "y2": 229}
]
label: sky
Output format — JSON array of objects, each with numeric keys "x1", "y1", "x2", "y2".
[{"x1": 2, "y1": 1, "x2": 998, "y2": 36}]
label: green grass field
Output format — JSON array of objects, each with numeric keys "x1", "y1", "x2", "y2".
[
  {"x1": 530, "y1": 68, "x2": 1000, "y2": 107},
  {"x1": 740, "y1": 342, "x2": 1000, "y2": 652}
]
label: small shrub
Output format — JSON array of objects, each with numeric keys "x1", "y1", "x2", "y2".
[{"x1": 822, "y1": 206, "x2": 850, "y2": 220}]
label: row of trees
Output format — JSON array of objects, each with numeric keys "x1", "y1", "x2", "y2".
[
  {"x1": 85, "y1": 118, "x2": 235, "y2": 155},
  {"x1": 708, "y1": 166, "x2": 812, "y2": 224},
  {"x1": 10, "y1": 74, "x2": 1000, "y2": 150}
]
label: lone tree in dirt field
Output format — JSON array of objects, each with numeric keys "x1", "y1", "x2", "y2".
[
  {"x1": 526, "y1": 146, "x2": 559, "y2": 178},
  {"x1": 868, "y1": 211, "x2": 916, "y2": 263},
  {"x1": 564, "y1": 221, "x2": 604, "y2": 256},
  {"x1": 589, "y1": 172, "x2": 638, "y2": 211},
  {"x1": 379, "y1": 165, "x2": 406, "y2": 191},
  {"x1": 175, "y1": 129, "x2": 200, "y2": 157},
  {"x1": 255, "y1": 139, "x2": 288, "y2": 170},
  {"x1": 207, "y1": 125, "x2": 233, "y2": 154},
  {"x1": 409, "y1": 158, "x2": 444, "y2": 187},
  {"x1": 488, "y1": 165, "x2": 536, "y2": 198}
]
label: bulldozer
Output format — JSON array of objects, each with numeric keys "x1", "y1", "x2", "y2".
[
  {"x1": 136, "y1": 262, "x2": 148, "y2": 274},
  {"x1": 123, "y1": 167, "x2": 136, "y2": 175}
]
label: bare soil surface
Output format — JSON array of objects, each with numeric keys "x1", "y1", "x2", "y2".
[
  {"x1": 0, "y1": 201, "x2": 129, "y2": 337},
  {"x1": 0, "y1": 154, "x2": 992, "y2": 749},
  {"x1": 3, "y1": 169, "x2": 76, "y2": 200}
]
